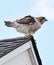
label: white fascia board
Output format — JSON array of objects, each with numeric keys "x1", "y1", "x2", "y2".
[
  {"x1": 0, "y1": 41, "x2": 31, "y2": 65},
  {"x1": 29, "y1": 42, "x2": 39, "y2": 65}
]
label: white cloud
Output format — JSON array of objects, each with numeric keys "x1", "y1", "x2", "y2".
[{"x1": 31, "y1": 0, "x2": 54, "y2": 20}]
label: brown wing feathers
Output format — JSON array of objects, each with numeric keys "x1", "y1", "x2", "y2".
[{"x1": 16, "y1": 15, "x2": 35, "y2": 24}]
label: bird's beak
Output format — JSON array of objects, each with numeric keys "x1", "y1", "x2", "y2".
[{"x1": 45, "y1": 19, "x2": 48, "y2": 21}]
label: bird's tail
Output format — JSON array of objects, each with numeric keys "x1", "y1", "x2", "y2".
[{"x1": 4, "y1": 21, "x2": 14, "y2": 27}]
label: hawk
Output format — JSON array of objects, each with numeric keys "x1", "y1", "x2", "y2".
[{"x1": 4, "y1": 15, "x2": 47, "y2": 36}]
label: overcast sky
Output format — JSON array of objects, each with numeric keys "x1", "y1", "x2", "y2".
[{"x1": 0, "y1": 0, "x2": 54, "y2": 65}]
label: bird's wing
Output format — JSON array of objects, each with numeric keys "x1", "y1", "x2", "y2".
[{"x1": 16, "y1": 15, "x2": 35, "y2": 24}]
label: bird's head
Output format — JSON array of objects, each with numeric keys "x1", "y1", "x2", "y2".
[{"x1": 37, "y1": 16, "x2": 48, "y2": 24}]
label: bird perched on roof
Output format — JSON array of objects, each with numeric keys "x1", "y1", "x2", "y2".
[{"x1": 4, "y1": 15, "x2": 47, "y2": 36}]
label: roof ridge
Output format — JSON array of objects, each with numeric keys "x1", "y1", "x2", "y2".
[{"x1": 0, "y1": 36, "x2": 32, "y2": 42}]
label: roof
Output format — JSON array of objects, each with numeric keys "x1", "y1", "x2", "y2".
[
  {"x1": 0, "y1": 36, "x2": 32, "y2": 58},
  {"x1": 0, "y1": 36, "x2": 42, "y2": 65}
]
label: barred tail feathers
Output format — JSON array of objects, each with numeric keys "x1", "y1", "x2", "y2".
[{"x1": 4, "y1": 21, "x2": 14, "y2": 27}]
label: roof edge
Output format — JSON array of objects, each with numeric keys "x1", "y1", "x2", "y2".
[{"x1": 30, "y1": 36, "x2": 42, "y2": 65}]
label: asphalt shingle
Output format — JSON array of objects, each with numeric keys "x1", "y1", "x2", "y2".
[{"x1": 0, "y1": 37, "x2": 31, "y2": 58}]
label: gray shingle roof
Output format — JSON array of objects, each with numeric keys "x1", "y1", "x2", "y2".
[
  {"x1": 0, "y1": 36, "x2": 42, "y2": 65},
  {"x1": 0, "y1": 37, "x2": 31, "y2": 58}
]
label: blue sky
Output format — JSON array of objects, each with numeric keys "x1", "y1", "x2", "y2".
[{"x1": 0, "y1": 0, "x2": 54, "y2": 65}]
